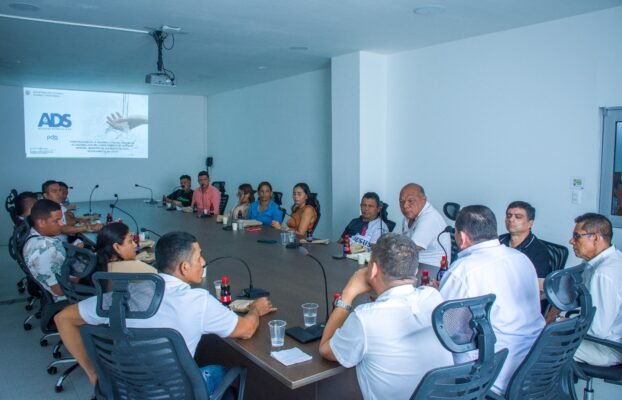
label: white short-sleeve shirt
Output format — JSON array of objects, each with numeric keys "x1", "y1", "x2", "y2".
[
  {"x1": 402, "y1": 201, "x2": 450, "y2": 266},
  {"x1": 350, "y1": 218, "x2": 389, "y2": 251},
  {"x1": 79, "y1": 273, "x2": 238, "y2": 356},
  {"x1": 439, "y1": 239, "x2": 544, "y2": 394},
  {"x1": 575, "y1": 245, "x2": 622, "y2": 365},
  {"x1": 330, "y1": 285, "x2": 454, "y2": 400}
]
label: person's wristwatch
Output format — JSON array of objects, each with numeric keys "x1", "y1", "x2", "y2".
[{"x1": 334, "y1": 298, "x2": 352, "y2": 312}]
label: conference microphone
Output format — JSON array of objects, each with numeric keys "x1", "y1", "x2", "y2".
[
  {"x1": 84, "y1": 184, "x2": 100, "y2": 216},
  {"x1": 437, "y1": 225, "x2": 455, "y2": 261},
  {"x1": 207, "y1": 256, "x2": 270, "y2": 299},
  {"x1": 140, "y1": 227, "x2": 161, "y2": 238},
  {"x1": 109, "y1": 204, "x2": 140, "y2": 245},
  {"x1": 208, "y1": 256, "x2": 270, "y2": 299},
  {"x1": 286, "y1": 246, "x2": 329, "y2": 343},
  {"x1": 110, "y1": 193, "x2": 119, "y2": 217},
  {"x1": 134, "y1": 183, "x2": 158, "y2": 205}
]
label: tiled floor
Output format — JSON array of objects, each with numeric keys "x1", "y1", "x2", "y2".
[
  {"x1": 0, "y1": 245, "x2": 92, "y2": 400},
  {"x1": 1, "y1": 244, "x2": 621, "y2": 399}
]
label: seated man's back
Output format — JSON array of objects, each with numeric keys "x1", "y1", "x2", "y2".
[
  {"x1": 331, "y1": 286, "x2": 453, "y2": 399},
  {"x1": 440, "y1": 205, "x2": 544, "y2": 394}
]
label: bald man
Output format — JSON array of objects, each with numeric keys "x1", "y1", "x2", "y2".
[{"x1": 399, "y1": 183, "x2": 450, "y2": 269}]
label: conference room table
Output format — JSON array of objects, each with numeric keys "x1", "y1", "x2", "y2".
[{"x1": 83, "y1": 199, "x2": 364, "y2": 399}]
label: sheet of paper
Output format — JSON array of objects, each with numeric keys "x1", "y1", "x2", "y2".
[{"x1": 270, "y1": 347, "x2": 312, "y2": 366}]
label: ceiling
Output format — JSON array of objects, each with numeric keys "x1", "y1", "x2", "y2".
[{"x1": 1, "y1": 0, "x2": 621, "y2": 95}]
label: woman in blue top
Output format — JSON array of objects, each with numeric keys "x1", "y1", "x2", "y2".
[{"x1": 246, "y1": 181, "x2": 284, "y2": 226}]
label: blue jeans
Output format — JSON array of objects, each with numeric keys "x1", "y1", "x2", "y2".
[{"x1": 200, "y1": 364, "x2": 228, "y2": 395}]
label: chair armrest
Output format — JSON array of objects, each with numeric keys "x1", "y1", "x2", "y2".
[
  {"x1": 486, "y1": 390, "x2": 505, "y2": 400},
  {"x1": 210, "y1": 366, "x2": 246, "y2": 400},
  {"x1": 584, "y1": 335, "x2": 622, "y2": 353}
]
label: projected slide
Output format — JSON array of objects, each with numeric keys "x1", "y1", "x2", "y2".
[{"x1": 24, "y1": 87, "x2": 149, "y2": 158}]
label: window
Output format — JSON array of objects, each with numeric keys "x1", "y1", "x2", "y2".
[{"x1": 599, "y1": 107, "x2": 622, "y2": 227}]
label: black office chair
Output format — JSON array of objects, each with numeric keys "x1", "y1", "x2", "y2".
[
  {"x1": 219, "y1": 193, "x2": 229, "y2": 216},
  {"x1": 442, "y1": 202, "x2": 461, "y2": 262},
  {"x1": 9, "y1": 221, "x2": 40, "y2": 312},
  {"x1": 272, "y1": 191, "x2": 283, "y2": 206},
  {"x1": 380, "y1": 202, "x2": 396, "y2": 233},
  {"x1": 309, "y1": 193, "x2": 321, "y2": 232},
  {"x1": 541, "y1": 240, "x2": 569, "y2": 273},
  {"x1": 48, "y1": 243, "x2": 98, "y2": 392},
  {"x1": 574, "y1": 337, "x2": 622, "y2": 400},
  {"x1": 81, "y1": 272, "x2": 247, "y2": 400},
  {"x1": 5, "y1": 188, "x2": 21, "y2": 226},
  {"x1": 12, "y1": 222, "x2": 71, "y2": 343},
  {"x1": 212, "y1": 181, "x2": 226, "y2": 194},
  {"x1": 443, "y1": 202, "x2": 461, "y2": 221},
  {"x1": 410, "y1": 293, "x2": 508, "y2": 399},
  {"x1": 6, "y1": 188, "x2": 28, "y2": 293},
  {"x1": 487, "y1": 264, "x2": 596, "y2": 400}
]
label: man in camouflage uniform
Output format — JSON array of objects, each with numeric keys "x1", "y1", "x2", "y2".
[{"x1": 23, "y1": 199, "x2": 67, "y2": 302}]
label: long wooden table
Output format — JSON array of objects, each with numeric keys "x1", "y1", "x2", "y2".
[{"x1": 85, "y1": 200, "x2": 363, "y2": 399}]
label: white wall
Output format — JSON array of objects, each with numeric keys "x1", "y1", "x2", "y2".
[
  {"x1": 385, "y1": 7, "x2": 622, "y2": 266},
  {"x1": 205, "y1": 69, "x2": 333, "y2": 238},
  {"x1": 0, "y1": 84, "x2": 208, "y2": 239}
]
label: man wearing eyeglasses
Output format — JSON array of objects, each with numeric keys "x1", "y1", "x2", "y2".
[{"x1": 567, "y1": 213, "x2": 622, "y2": 367}]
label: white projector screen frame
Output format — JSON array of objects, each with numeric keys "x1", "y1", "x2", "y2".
[{"x1": 24, "y1": 87, "x2": 149, "y2": 158}]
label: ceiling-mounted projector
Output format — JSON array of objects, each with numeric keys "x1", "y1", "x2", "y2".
[
  {"x1": 145, "y1": 72, "x2": 174, "y2": 86},
  {"x1": 146, "y1": 29, "x2": 176, "y2": 87}
]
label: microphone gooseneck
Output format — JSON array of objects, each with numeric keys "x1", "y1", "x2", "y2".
[
  {"x1": 208, "y1": 256, "x2": 270, "y2": 299},
  {"x1": 437, "y1": 225, "x2": 454, "y2": 261},
  {"x1": 135, "y1": 183, "x2": 157, "y2": 205},
  {"x1": 85, "y1": 184, "x2": 99, "y2": 216},
  {"x1": 111, "y1": 193, "x2": 119, "y2": 217},
  {"x1": 110, "y1": 204, "x2": 139, "y2": 239},
  {"x1": 298, "y1": 246, "x2": 330, "y2": 324}
]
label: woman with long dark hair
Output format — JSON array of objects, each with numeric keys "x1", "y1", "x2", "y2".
[
  {"x1": 272, "y1": 182, "x2": 319, "y2": 235},
  {"x1": 95, "y1": 222, "x2": 155, "y2": 273}
]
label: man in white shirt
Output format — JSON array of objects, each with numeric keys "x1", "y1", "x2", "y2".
[
  {"x1": 55, "y1": 231, "x2": 277, "y2": 391},
  {"x1": 320, "y1": 233, "x2": 453, "y2": 400},
  {"x1": 42, "y1": 180, "x2": 102, "y2": 241},
  {"x1": 439, "y1": 205, "x2": 544, "y2": 395},
  {"x1": 566, "y1": 213, "x2": 622, "y2": 367},
  {"x1": 399, "y1": 183, "x2": 450, "y2": 268}
]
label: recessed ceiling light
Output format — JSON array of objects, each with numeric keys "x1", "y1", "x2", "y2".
[
  {"x1": 258, "y1": 66, "x2": 267, "y2": 70},
  {"x1": 9, "y1": 2, "x2": 40, "y2": 12},
  {"x1": 289, "y1": 46, "x2": 308, "y2": 51},
  {"x1": 413, "y1": 5, "x2": 446, "y2": 16}
]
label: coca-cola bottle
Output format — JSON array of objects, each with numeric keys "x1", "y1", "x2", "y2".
[
  {"x1": 420, "y1": 269, "x2": 431, "y2": 286},
  {"x1": 437, "y1": 256, "x2": 449, "y2": 282},
  {"x1": 220, "y1": 277, "x2": 231, "y2": 306}
]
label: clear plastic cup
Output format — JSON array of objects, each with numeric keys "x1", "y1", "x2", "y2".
[
  {"x1": 302, "y1": 303, "x2": 319, "y2": 327},
  {"x1": 269, "y1": 320, "x2": 286, "y2": 347},
  {"x1": 213, "y1": 280, "x2": 222, "y2": 299}
]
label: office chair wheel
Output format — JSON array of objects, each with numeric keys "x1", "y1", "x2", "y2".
[
  {"x1": 53, "y1": 350, "x2": 62, "y2": 359},
  {"x1": 47, "y1": 366, "x2": 57, "y2": 375},
  {"x1": 24, "y1": 323, "x2": 32, "y2": 331},
  {"x1": 40, "y1": 339, "x2": 48, "y2": 347},
  {"x1": 25, "y1": 304, "x2": 33, "y2": 311},
  {"x1": 55, "y1": 385, "x2": 63, "y2": 393}
]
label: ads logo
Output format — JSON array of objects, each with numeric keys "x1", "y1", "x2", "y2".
[{"x1": 38, "y1": 113, "x2": 72, "y2": 128}]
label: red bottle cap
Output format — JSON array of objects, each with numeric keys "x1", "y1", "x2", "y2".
[
  {"x1": 222, "y1": 277, "x2": 229, "y2": 283},
  {"x1": 422, "y1": 269, "x2": 429, "y2": 275}
]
